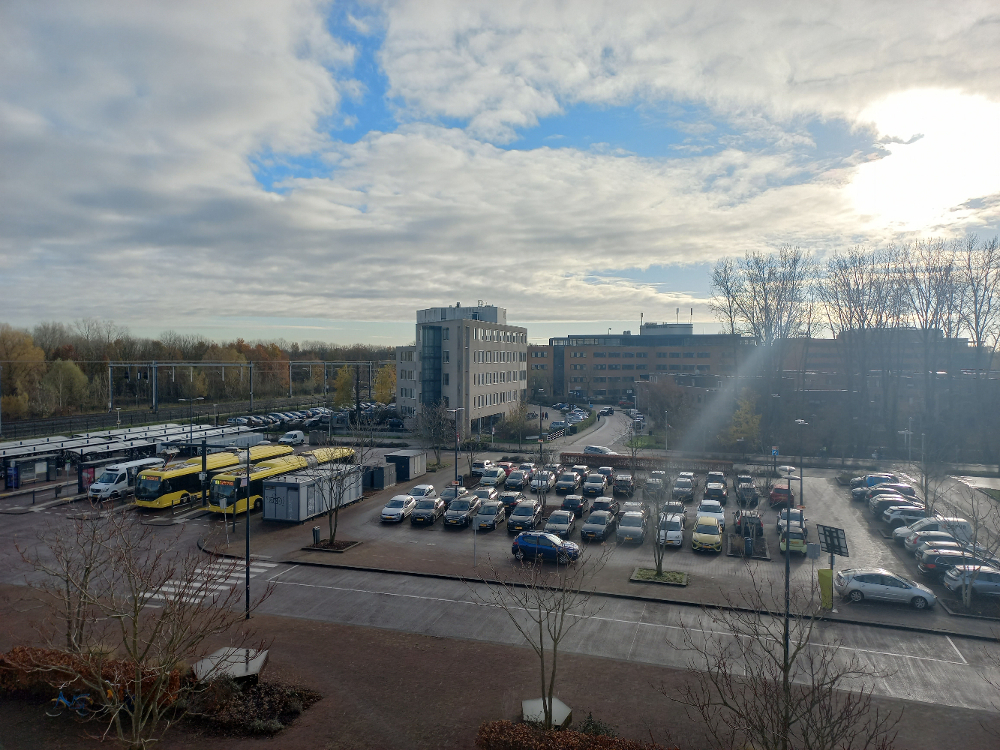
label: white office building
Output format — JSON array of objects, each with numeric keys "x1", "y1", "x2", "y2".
[{"x1": 396, "y1": 303, "x2": 528, "y2": 439}]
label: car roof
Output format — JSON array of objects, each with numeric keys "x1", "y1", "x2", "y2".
[
  {"x1": 621, "y1": 511, "x2": 644, "y2": 519},
  {"x1": 695, "y1": 516, "x2": 720, "y2": 526}
]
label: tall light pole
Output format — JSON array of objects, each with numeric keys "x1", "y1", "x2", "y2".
[
  {"x1": 447, "y1": 407, "x2": 465, "y2": 486},
  {"x1": 179, "y1": 397, "x2": 204, "y2": 443},
  {"x1": 664, "y1": 409, "x2": 669, "y2": 452}
]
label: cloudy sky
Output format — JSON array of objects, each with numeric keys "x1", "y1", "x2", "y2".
[{"x1": 3, "y1": 1, "x2": 1000, "y2": 345}]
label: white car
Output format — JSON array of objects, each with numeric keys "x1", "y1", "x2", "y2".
[
  {"x1": 278, "y1": 430, "x2": 305, "y2": 445},
  {"x1": 583, "y1": 445, "x2": 618, "y2": 455},
  {"x1": 657, "y1": 513, "x2": 685, "y2": 547},
  {"x1": 380, "y1": 495, "x2": 416, "y2": 523},
  {"x1": 409, "y1": 484, "x2": 437, "y2": 499},
  {"x1": 696, "y1": 499, "x2": 725, "y2": 531},
  {"x1": 530, "y1": 471, "x2": 556, "y2": 492}
]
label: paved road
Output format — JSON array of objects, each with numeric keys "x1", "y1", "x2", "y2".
[{"x1": 252, "y1": 563, "x2": 1000, "y2": 712}]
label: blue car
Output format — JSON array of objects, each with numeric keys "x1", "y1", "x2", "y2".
[{"x1": 511, "y1": 532, "x2": 581, "y2": 563}]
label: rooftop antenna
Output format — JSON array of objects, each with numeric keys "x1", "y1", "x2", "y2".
[
  {"x1": 690, "y1": 307, "x2": 693, "y2": 324},
  {"x1": 676, "y1": 307, "x2": 679, "y2": 324},
  {"x1": 640, "y1": 312, "x2": 643, "y2": 331}
]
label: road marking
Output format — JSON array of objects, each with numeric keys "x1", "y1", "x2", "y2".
[
  {"x1": 627, "y1": 603, "x2": 646, "y2": 661},
  {"x1": 267, "y1": 565, "x2": 297, "y2": 581},
  {"x1": 271, "y1": 578, "x2": 972, "y2": 667},
  {"x1": 946, "y1": 635, "x2": 968, "y2": 665}
]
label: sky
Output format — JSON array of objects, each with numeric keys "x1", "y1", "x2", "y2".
[{"x1": 2, "y1": 0, "x2": 1000, "y2": 345}]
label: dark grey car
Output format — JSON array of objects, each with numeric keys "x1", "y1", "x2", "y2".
[
  {"x1": 444, "y1": 496, "x2": 482, "y2": 528},
  {"x1": 474, "y1": 501, "x2": 506, "y2": 531},
  {"x1": 544, "y1": 510, "x2": 576, "y2": 538}
]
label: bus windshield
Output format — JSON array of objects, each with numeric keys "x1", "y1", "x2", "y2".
[
  {"x1": 213, "y1": 482, "x2": 238, "y2": 502},
  {"x1": 135, "y1": 477, "x2": 162, "y2": 499}
]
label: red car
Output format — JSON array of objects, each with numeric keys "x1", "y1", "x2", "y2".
[
  {"x1": 769, "y1": 485, "x2": 795, "y2": 509},
  {"x1": 495, "y1": 462, "x2": 516, "y2": 477}
]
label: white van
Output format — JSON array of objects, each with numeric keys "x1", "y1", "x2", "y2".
[
  {"x1": 88, "y1": 458, "x2": 166, "y2": 501},
  {"x1": 278, "y1": 430, "x2": 306, "y2": 446}
]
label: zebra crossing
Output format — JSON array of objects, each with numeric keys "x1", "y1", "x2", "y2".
[{"x1": 144, "y1": 559, "x2": 278, "y2": 606}]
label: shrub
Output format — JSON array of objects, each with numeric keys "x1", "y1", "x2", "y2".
[{"x1": 186, "y1": 678, "x2": 321, "y2": 736}]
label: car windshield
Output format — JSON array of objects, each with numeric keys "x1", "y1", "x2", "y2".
[
  {"x1": 563, "y1": 497, "x2": 581, "y2": 506},
  {"x1": 509, "y1": 472, "x2": 524, "y2": 481},
  {"x1": 479, "y1": 505, "x2": 498, "y2": 516},
  {"x1": 96, "y1": 471, "x2": 119, "y2": 484},
  {"x1": 450, "y1": 500, "x2": 471, "y2": 511},
  {"x1": 474, "y1": 490, "x2": 491, "y2": 499},
  {"x1": 699, "y1": 503, "x2": 721, "y2": 513},
  {"x1": 661, "y1": 520, "x2": 681, "y2": 531},
  {"x1": 675, "y1": 480, "x2": 692, "y2": 488},
  {"x1": 559, "y1": 474, "x2": 576, "y2": 482},
  {"x1": 588, "y1": 512, "x2": 610, "y2": 524},
  {"x1": 441, "y1": 488, "x2": 459, "y2": 499},
  {"x1": 512, "y1": 505, "x2": 535, "y2": 516},
  {"x1": 411, "y1": 488, "x2": 428, "y2": 496},
  {"x1": 415, "y1": 500, "x2": 436, "y2": 510},
  {"x1": 621, "y1": 516, "x2": 643, "y2": 527},
  {"x1": 696, "y1": 523, "x2": 717, "y2": 534},
  {"x1": 385, "y1": 499, "x2": 405, "y2": 508},
  {"x1": 548, "y1": 512, "x2": 571, "y2": 523}
]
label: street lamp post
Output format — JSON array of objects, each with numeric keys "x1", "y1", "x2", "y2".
[
  {"x1": 178, "y1": 397, "x2": 204, "y2": 443},
  {"x1": 447, "y1": 408, "x2": 465, "y2": 486},
  {"x1": 664, "y1": 409, "x2": 669, "y2": 452}
]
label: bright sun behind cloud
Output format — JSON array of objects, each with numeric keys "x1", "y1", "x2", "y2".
[{"x1": 849, "y1": 89, "x2": 1000, "y2": 230}]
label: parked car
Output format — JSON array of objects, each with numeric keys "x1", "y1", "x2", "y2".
[
  {"x1": 869, "y1": 494, "x2": 922, "y2": 518},
  {"x1": 507, "y1": 498, "x2": 544, "y2": 532},
  {"x1": 474, "y1": 501, "x2": 507, "y2": 531},
  {"x1": 691, "y1": 516, "x2": 723, "y2": 553},
  {"x1": 479, "y1": 468, "x2": 508, "y2": 487},
  {"x1": 883, "y1": 505, "x2": 933, "y2": 529},
  {"x1": 444, "y1": 496, "x2": 482, "y2": 528},
  {"x1": 278, "y1": 430, "x2": 305, "y2": 445},
  {"x1": 597, "y1": 466, "x2": 615, "y2": 483},
  {"x1": 905, "y1": 529, "x2": 960, "y2": 554},
  {"x1": 560, "y1": 494, "x2": 591, "y2": 517},
  {"x1": 555, "y1": 472, "x2": 582, "y2": 495},
  {"x1": 470, "y1": 460, "x2": 494, "y2": 478},
  {"x1": 621, "y1": 500, "x2": 648, "y2": 519},
  {"x1": 769, "y1": 485, "x2": 795, "y2": 508},
  {"x1": 858, "y1": 483, "x2": 917, "y2": 504},
  {"x1": 548, "y1": 420, "x2": 568, "y2": 431},
  {"x1": 672, "y1": 478, "x2": 694, "y2": 502},
  {"x1": 616, "y1": 512, "x2": 648, "y2": 544},
  {"x1": 776, "y1": 508, "x2": 806, "y2": 535},
  {"x1": 496, "y1": 462, "x2": 516, "y2": 477},
  {"x1": 849, "y1": 473, "x2": 899, "y2": 490},
  {"x1": 706, "y1": 471, "x2": 726, "y2": 487},
  {"x1": 583, "y1": 445, "x2": 617, "y2": 455},
  {"x1": 544, "y1": 510, "x2": 577, "y2": 538},
  {"x1": 943, "y1": 565, "x2": 1000, "y2": 598},
  {"x1": 644, "y1": 475, "x2": 665, "y2": 497},
  {"x1": 439, "y1": 485, "x2": 468, "y2": 509},
  {"x1": 517, "y1": 463, "x2": 537, "y2": 478},
  {"x1": 893, "y1": 516, "x2": 971, "y2": 546},
  {"x1": 409, "y1": 484, "x2": 437, "y2": 500},
  {"x1": 591, "y1": 497, "x2": 621, "y2": 516},
  {"x1": 834, "y1": 568, "x2": 936, "y2": 609},
  {"x1": 613, "y1": 474, "x2": 635, "y2": 497},
  {"x1": 582, "y1": 474, "x2": 608, "y2": 497},
  {"x1": 505, "y1": 471, "x2": 529, "y2": 491},
  {"x1": 380, "y1": 495, "x2": 417, "y2": 523},
  {"x1": 917, "y1": 549, "x2": 997, "y2": 580},
  {"x1": 530, "y1": 471, "x2": 556, "y2": 493},
  {"x1": 704, "y1": 482, "x2": 728, "y2": 504},
  {"x1": 662, "y1": 499, "x2": 688, "y2": 519},
  {"x1": 410, "y1": 497, "x2": 446, "y2": 525},
  {"x1": 736, "y1": 482, "x2": 759, "y2": 508},
  {"x1": 696, "y1": 500, "x2": 726, "y2": 531},
  {"x1": 498, "y1": 491, "x2": 525, "y2": 511},
  {"x1": 780, "y1": 529, "x2": 808, "y2": 554},
  {"x1": 657, "y1": 513, "x2": 685, "y2": 547},
  {"x1": 472, "y1": 486, "x2": 500, "y2": 504},
  {"x1": 733, "y1": 509, "x2": 764, "y2": 537},
  {"x1": 580, "y1": 510, "x2": 617, "y2": 542},
  {"x1": 511, "y1": 532, "x2": 581, "y2": 563}
]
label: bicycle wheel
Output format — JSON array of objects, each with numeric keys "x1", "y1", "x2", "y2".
[
  {"x1": 72, "y1": 695, "x2": 93, "y2": 717},
  {"x1": 45, "y1": 699, "x2": 65, "y2": 717}
]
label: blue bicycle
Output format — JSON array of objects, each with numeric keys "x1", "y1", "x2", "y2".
[{"x1": 46, "y1": 689, "x2": 93, "y2": 717}]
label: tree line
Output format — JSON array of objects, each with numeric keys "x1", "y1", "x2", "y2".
[{"x1": 0, "y1": 319, "x2": 395, "y2": 421}]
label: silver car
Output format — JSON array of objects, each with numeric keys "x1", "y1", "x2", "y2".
[
  {"x1": 380, "y1": 495, "x2": 416, "y2": 523},
  {"x1": 834, "y1": 568, "x2": 936, "y2": 610},
  {"x1": 943, "y1": 565, "x2": 1000, "y2": 597}
]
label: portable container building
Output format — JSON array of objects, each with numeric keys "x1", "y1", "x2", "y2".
[
  {"x1": 384, "y1": 450, "x2": 426, "y2": 481},
  {"x1": 262, "y1": 466, "x2": 362, "y2": 523}
]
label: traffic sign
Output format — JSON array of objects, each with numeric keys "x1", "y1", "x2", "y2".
[
  {"x1": 771, "y1": 446, "x2": 779, "y2": 456},
  {"x1": 815, "y1": 524, "x2": 849, "y2": 557}
]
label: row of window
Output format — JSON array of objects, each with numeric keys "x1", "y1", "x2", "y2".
[
  {"x1": 473, "y1": 370, "x2": 525, "y2": 385},
  {"x1": 474, "y1": 390, "x2": 519, "y2": 408},
  {"x1": 589, "y1": 376, "x2": 636, "y2": 383},
  {"x1": 655, "y1": 352, "x2": 711, "y2": 358},
  {"x1": 474, "y1": 328, "x2": 526, "y2": 344},
  {"x1": 590, "y1": 364, "x2": 648, "y2": 371},
  {"x1": 473, "y1": 349, "x2": 525, "y2": 364},
  {"x1": 653, "y1": 364, "x2": 711, "y2": 371},
  {"x1": 399, "y1": 369, "x2": 416, "y2": 381},
  {"x1": 399, "y1": 387, "x2": 416, "y2": 399},
  {"x1": 531, "y1": 350, "x2": 548, "y2": 358},
  {"x1": 531, "y1": 363, "x2": 547, "y2": 370},
  {"x1": 399, "y1": 350, "x2": 415, "y2": 362}
]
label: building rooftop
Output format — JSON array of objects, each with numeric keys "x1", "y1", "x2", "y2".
[{"x1": 416, "y1": 303, "x2": 506, "y2": 325}]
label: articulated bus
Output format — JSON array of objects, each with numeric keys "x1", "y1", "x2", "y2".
[
  {"x1": 134, "y1": 444, "x2": 294, "y2": 510},
  {"x1": 207, "y1": 447, "x2": 354, "y2": 516}
]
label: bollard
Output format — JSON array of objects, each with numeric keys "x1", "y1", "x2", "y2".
[
  {"x1": 312, "y1": 526, "x2": 321, "y2": 546},
  {"x1": 32, "y1": 490, "x2": 36, "y2": 505}
]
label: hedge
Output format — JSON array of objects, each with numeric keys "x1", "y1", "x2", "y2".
[{"x1": 475, "y1": 721, "x2": 677, "y2": 750}]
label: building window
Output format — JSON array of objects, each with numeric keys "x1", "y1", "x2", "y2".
[
  {"x1": 622, "y1": 352, "x2": 635, "y2": 358},
  {"x1": 593, "y1": 352, "x2": 607, "y2": 358},
  {"x1": 443, "y1": 373, "x2": 450, "y2": 385},
  {"x1": 683, "y1": 352, "x2": 694, "y2": 358},
  {"x1": 622, "y1": 364, "x2": 634, "y2": 370},
  {"x1": 570, "y1": 376, "x2": 586, "y2": 383},
  {"x1": 683, "y1": 364, "x2": 695, "y2": 370},
  {"x1": 656, "y1": 365, "x2": 668, "y2": 371},
  {"x1": 656, "y1": 352, "x2": 668, "y2": 358},
  {"x1": 443, "y1": 328, "x2": 449, "y2": 341},
  {"x1": 592, "y1": 377, "x2": 607, "y2": 383},
  {"x1": 697, "y1": 352, "x2": 710, "y2": 358},
  {"x1": 608, "y1": 352, "x2": 621, "y2": 358},
  {"x1": 635, "y1": 364, "x2": 647, "y2": 370},
  {"x1": 670, "y1": 352, "x2": 681, "y2": 358},
  {"x1": 669, "y1": 365, "x2": 681, "y2": 371},
  {"x1": 696, "y1": 365, "x2": 711, "y2": 372},
  {"x1": 571, "y1": 364, "x2": 586, "y2": 370},
  {"x1": 608, "y1": 364, "x2": 621, "y2": 370},
  {"x1": 636, "y1": 352, "x2": 648, "y2": 358},
  {"x1": 592, "y1": 364, "x2": 606, "y2": 370},
  {"x1": 571, "y1": 352, "x2": 586, "y2": 358}
]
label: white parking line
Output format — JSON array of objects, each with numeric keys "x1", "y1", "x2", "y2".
[{"x1": 946, "y1": 635, "x2": 968, "y2": 665}]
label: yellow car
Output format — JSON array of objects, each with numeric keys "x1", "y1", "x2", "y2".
[
  {"x1": 691, "y1": 516, "x2": 723, "y2": 553},
  {"x1": 780, "y1": 529, "x2": 808, "y2": 554}
]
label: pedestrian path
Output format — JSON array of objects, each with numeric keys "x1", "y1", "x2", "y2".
[{"x1": 144, "y1": 560, "x2": 278, "y2": 606}]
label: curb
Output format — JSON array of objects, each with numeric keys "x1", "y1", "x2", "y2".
[{"x1": 192, "y1": 547, "x2": 999, "y2": 643}]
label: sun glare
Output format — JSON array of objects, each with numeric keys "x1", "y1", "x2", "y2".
[{"x1": 849, "y1": 89, "x2": 1000, "y2": 229}]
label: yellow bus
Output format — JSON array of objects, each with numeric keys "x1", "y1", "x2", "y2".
[
  {"x1": 207, "y1": 447, "x2": 354, "y2": 516},
  {"x1": 134, "y1": 444, "x2": 294, "y2": 510}
]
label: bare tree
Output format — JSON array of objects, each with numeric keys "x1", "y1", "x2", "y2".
[
  {"x1": 416, "y1": 400, "x2": 452, "y2": 467},
  {"x1": 649, "y1": 463, "x2": 678, "y2": 576},
  {"x1": 942, "y1": 485, "x2": 1000, "y2": 609},
  {"x1": 473, "y1": 548, "x2": 611, "y2": 730},
  {"x1": 18, "y1": 513, "x2": 270, "y2": 749},
  {"x1": 667, "y1": 566, "x2": 899, "y2": 750},
  {"x1": 319, "y1": 423, "x2": 376, "y2": 546}
]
